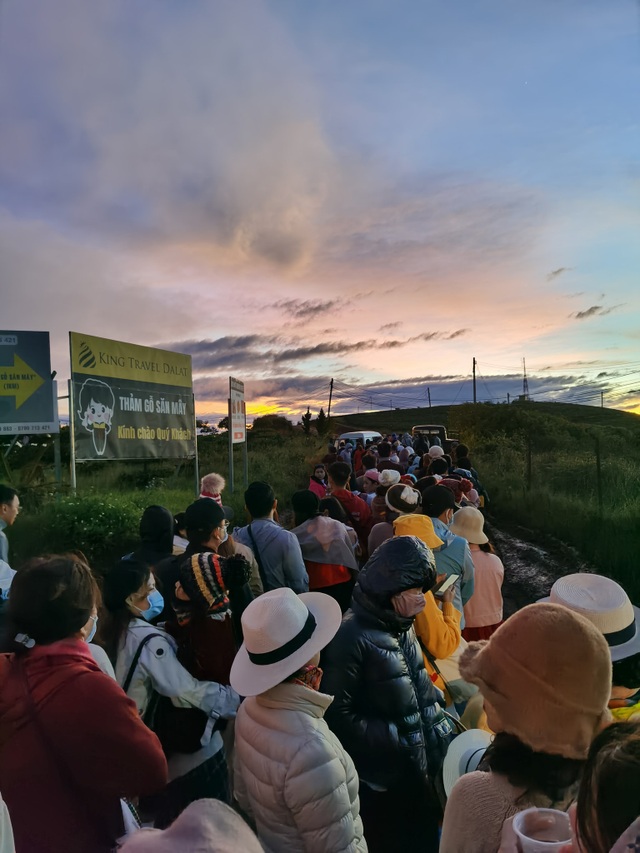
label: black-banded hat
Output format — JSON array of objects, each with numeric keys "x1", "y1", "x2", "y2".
[
  {"x1": 540, "y1": 573, "x2": 640, "y2": 662},
  {"x1": 230, "y1": 588, "x2": 342, "y2": 696}
]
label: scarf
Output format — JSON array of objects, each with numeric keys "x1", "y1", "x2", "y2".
[{"x1": 286, "y1": 664, "x2": 324, "y2": 692}]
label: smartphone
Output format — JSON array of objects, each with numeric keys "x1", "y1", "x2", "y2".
[{"x1": 432, "y1": 574, "x2": 459, "y2": 598}]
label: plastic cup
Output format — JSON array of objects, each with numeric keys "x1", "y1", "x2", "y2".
[{"x1": 512, "y1": 807, "x2": 572, "y2": 852}]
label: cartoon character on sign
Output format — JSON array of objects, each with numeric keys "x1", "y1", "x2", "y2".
[{"x1": 77, "y1": 379, "x2": 115, "y2": 456}]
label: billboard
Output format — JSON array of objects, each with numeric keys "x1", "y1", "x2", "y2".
[
  {"x1": 0, "y1": 330, "x2": 58, "y2": 435},
  {"x1": 70, "y1": 332, "x2": 195, "y2": 460},
  {"x1": 229, "y1": 377, "x2": 246, "y2": 444}
]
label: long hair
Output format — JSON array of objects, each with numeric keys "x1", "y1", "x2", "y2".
[
  {"x1": 482, "y1": 732, "x2": 584, "y2": 804},
  {"x1": 576, "y1": 721, "x2": 640, "y2": 853},
  {"x1": 97, "y1": 557, "x2": 150, "y2": 665}
]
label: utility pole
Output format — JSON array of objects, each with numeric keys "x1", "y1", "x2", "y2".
[
  {"x1": 472, "y1": 357, "x2": 477, "y2": 403},
  {"x1": 601, "y1": 390, "x2": 604, "y2": 408},
  {"x1": 507, "y1": 392, "x2": 510, "y2": 404},
  {"x1": 522, "y1": 358, "x2": 530, "y2": 400},
  {"x1": 427, "y1": 387, "x2": 432, "y2": 408},
  {"x1": 327, "y1": 378, "x2": 334, "y2": 419}
]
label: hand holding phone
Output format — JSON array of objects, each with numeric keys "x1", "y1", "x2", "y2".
[{"x1": 433, "y1": 573, "x2": 459, "y2": 600}]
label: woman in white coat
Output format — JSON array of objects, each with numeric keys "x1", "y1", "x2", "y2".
[{"x1": 231, "y1": 587, "x2": 368, "y2": 853}]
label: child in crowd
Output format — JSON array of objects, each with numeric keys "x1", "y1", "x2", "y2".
[{"x1": 199, "y1": 472, "x2": 226, "y2": 507}]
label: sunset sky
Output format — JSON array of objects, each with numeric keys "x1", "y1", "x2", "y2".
[{"x1": 2, "y1": 0, "x2": 640, "y2": 421}]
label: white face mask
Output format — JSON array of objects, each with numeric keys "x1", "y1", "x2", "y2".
[{"x1": 85, "y1": 615, "x2": 98, "y2": 644}]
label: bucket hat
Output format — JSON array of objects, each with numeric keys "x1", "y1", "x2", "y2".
[
  {"x1": 230, "y1": 588, "x2": 342, "y2": 697},
  {"x1": 540, "y1": 573, "x2": 640, "y2": 662},
  {"x1": 459, "y1": 602, "x2": 612, "y2": 759},
  {"x1": 449, "y1": 506, "x2": 488, "y2": 545},
  {"x1": 442, "y1": 729, "x2": 493, "y2": 797},
  {"x1": 427, "y1": 446, "x2": 445, "y2": 459}
]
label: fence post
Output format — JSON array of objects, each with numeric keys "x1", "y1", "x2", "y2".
[{"x1": 595, "y1": 437, "x2": 603, "y2": 517}]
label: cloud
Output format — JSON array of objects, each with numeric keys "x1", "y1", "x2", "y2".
[
  {"x1": 379, "y1": 322, "x2": 401, "y2": 332},
  {"x1": 274, "y1": 298, "x2": 342, "y2": 319},
  {"x1": 547, "y1": 267, "x2": 571, "y2": 281},
  {"x1": 571, "y1": 304, "x2": 623, "y2": 320}
]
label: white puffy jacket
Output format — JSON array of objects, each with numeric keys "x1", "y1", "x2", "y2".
[{"x1": 234, "y1": 682, "x2": 367, "y2": 853}]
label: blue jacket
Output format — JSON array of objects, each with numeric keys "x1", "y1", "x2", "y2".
[
  {"x1": 234, "y1": 518, "x2": 308, "y2": 594},
  {"x1": 430, "y1": 518, "x2": 475, "y2": 629}
]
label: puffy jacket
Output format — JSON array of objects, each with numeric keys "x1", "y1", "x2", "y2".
[
  {"x1": 321, "y1": 537, "x2": 454, "y2": 788},
  {"x1": 234, "y1": 682, "x2": 367, "y2": 853},
  {"x1": 414, "y1": 593, "x2": 462, "y2": 698},
  {"x1": 0, "y1": 640, "x2": 167, "y2": 853}
]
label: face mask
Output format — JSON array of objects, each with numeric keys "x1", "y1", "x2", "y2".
[
  {"x1": 219, "y1": 530, "x2": 229, "y2": 545},
  {"x1": 391, "y1": 589, "x2": 426, "y2": 618},
  {"x1": 85, "y1": 615, "x2": 98, "y2": 644},
  {"x1": 131, "y1": 588, "x2": 164, "y2": 622}
]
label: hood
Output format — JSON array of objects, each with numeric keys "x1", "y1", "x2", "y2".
[
  {"x1": 0, "y1": 639, "x2": 100, "y2": 749},
  {"x1": 139, "y1": 505, "x2": 175, "y2": 552},
  {"x1": 357, "y1": 535, "x2": 436, "y2": 605},
  {"x1": 430, "y1": 517, "x2": 456, "y2": 550}
]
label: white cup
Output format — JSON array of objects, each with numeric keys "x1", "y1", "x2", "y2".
[{"x1": 512, "y1": 807, "x2": 572, "y2": 852}]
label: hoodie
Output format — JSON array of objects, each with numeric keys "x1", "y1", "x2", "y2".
[{"x1": 0, "y1": 639, "x2": 167, "y2": 853}]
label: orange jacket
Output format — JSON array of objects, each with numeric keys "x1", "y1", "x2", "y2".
[{"x1": 414, "y1": 593, "x2": 461, "y2": 699}]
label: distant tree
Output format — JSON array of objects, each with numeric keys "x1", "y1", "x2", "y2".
[
  {"x1": 196, "y1": 420, "x2": 218, "y2": 435},
  {"x1": 301, "y1": 407, "x2": 312, "y2": 435},
  {"x1": 315, "y1": 407, "x2": 329, "y2": 436},
  {"x1": 252, "y1": 414, "x2": 293, "y2": 433},
  {"x1": 217, "y1": 416, "x2": 229, "y2": 431}
]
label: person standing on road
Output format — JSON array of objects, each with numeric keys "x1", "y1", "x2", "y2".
[
  {"x1": 234, "y1": 481, "x2": 308, "y2": 594},
  {"x1": 327, "y1": 462, "x2": 373, "y2": 561},
  {"x1": 0, "y1": 486, "x2": 19, "y2": 567},
  {"x1": 421, "y1": 485, "x2": 475, "y2": 629}
]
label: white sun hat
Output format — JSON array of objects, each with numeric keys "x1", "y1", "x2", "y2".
[
  {"x1": 443, "y1": 728, "x2": 493, "y2": 797},
  {"x1": 230, "y1": 588, "x2": 342, "y2": 697},
  {"x1": 427, "y1": 446, "x2": 445, "y2": 459},
  {"x1": 540, "y1": 573, "x2": 640, "y2": 662}
]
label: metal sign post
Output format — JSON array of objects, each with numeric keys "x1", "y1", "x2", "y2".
[{"x1": 228, "y1": 377, "x2": 246, "y2": 493}]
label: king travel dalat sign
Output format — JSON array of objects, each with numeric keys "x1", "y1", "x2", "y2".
[
  {"x1": 0, "y1": 330, "x2": 58, "y2": 435},
  {"x1": 69, "y1": 332, "x2": 195, "y2": 461}
]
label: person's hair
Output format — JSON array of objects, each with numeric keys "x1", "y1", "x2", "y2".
[
  {"x1": 428, "y1": 458, "x2": 448, "y2": 476},
  {"x1": 291, "y1": 490, "x2": 320, "y2": 526},
  {"x1": 174, "y1": 511, "x2": 186, "y2": 536},
  {"x1": 3, "y1": 555, "x2": 98, "y2": 653},
  {"x1": 361, "y1": 453, "x2": 376, "y2": 470},
  {"x1": 576, "y1": 721, "x2": 640, "y2": 853},
  {"x1": 244, "y1": 481, "x2": 276, "y2": 518},
  {"x1": 327, "y1": 461, "x2": 351, "y2": 488},
  {"x1": 482, "y1": 732, "x2": 584, "y2": 803},
  {"x1": 200, "y1": 472, "x2": 225, "y2": 494},
  {"x1": 312, "y1": 464, "x2": 326, "y2": 478},
  {"x1": 478, "y1": 541, "x2": 495, "y2": 554},
  {"x1": 456, "y1": 456, "x2": 473, "y2": 470},
  {"x1": 611, "y1": 652, "x2": 640, "y2": 689},
  {"x1": 0, "y1": 484, "x2": 18, "y2": 506},
  {"x1": 416, "y1": 476, "x2": 437, "y2": 492},
  {"x1": 98, "y1": 557, "x2": 151, "y2": 664},
  {"x1": 377, "y1": 442, "x2": 391, "y2": 458},
  {"x1": 319, "y1": 496, "x2": 348, "y2": 524},
  {"x1": 78, "y1": 377, "x2": 115, "y2": 412},
  {"x1": 455, "y1": 444, "x2": 469, "y2": 460}
]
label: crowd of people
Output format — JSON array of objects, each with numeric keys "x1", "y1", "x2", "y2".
[{"x1": 0, "y1": 428, "x2": 638, "y2": 852}]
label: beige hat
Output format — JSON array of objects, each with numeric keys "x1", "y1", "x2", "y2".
[
  {"x1": 378, "y1": 469, "x2": 401, "y2": 487},
  {"x1": 442, "y1": 729, "x2": 493, "y2": 797},
  {"x1": 449, "y1": 506, "x2": 488, "y2": 544},
  {"x1": 118, "y1": 799, "x2": 262, "y2": 852},
  {"x1": 230, "y1": 588, "x2": 342, "y2": 697},
  {"x1": 541, "y1": 573, "x2": 640, "y2": 662},
  {"x1": 459, "y1": 603, "x2": 612, "y2": 759},
  {"x1": 427, "y1": 446, "x2": 445, "y2": 459}
]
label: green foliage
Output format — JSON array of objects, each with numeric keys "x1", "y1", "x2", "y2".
[
  {"x1": 315, "y1": 407, "x2": 330, "y2": 436},
  {"x1": 251, "y1": 414, "x2": 294, "y2": 433},
  {"x1": 301, "y1": 408, "x2": 312, "y2": 435},
  {"x1": 217, "y1": 416, "x2": 229, "y2": 431}
]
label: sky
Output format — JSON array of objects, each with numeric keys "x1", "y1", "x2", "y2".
[{"x1": 2, "y1": 0, "x2": 640, "y2": 422}]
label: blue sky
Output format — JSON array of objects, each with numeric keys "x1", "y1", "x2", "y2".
[{"x1": 1, "y1": 0, "x2": 639, "y2": 419}]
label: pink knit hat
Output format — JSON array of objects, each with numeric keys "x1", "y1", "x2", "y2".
[{"x1": 459, "y1": 603, "x2": 612, "y2": 759}]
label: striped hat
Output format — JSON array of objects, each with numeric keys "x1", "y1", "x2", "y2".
[{"x1": 180, "y1": 552, "x2": 230, "y2": 615}]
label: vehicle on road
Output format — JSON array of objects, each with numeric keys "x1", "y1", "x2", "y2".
[
  {"x1": 338, "y1": 430, "x2": 382, "y2": 444},
  {"x1": 412, "y1": 424, "x2": 459, "y2": 453}
]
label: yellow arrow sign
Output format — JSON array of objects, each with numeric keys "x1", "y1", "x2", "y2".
[{"x1": 0, "y1": 354, "x2": 45, "y2": 409}]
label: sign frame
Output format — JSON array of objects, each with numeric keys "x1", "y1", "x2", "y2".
[
  {"x1": 227, "y1": 376, "x2": 248, "y2": 493},
  {"x1": 0, "y1": 330, "x2": 58, "y2": 435}
]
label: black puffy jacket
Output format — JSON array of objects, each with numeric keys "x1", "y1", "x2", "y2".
[{"x1": 321, "y1": 536, "x2": 454, "y2": 788}]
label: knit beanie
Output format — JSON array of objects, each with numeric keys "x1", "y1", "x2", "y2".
[
  {"x1": 180, "y1": 552, "x2": 230, "y2": 616},
  {"x1": 378, "y1": 469, "x2": 401, "y2": 488},
  {"x1": 459, "y1": 603, "x2": 612, "y2": 759}
]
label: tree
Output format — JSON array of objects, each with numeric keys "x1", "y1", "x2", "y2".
[
  {"x1": 301, "y1": 407, "x2": 312, "y2": 435},
  {"x1": 315, "y1": 407, "x2": 329, "y2": 436},
  {"x1": 217, "y1": 416, "x2": 229, "y2": 431}
]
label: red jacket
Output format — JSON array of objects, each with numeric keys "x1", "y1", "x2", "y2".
[
  {"x1": 0, "y1": 639, "x2": 167, "y2": 853},
  {"x1": 331, "y1": 489, "x2": 373, "y2": 556}
]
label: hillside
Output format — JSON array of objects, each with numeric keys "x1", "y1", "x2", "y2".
[{"x1": 333, "y1": 401, "x2": 640, "y2": 437}]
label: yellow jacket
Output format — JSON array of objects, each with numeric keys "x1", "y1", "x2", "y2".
[{"x1": 413, "y1": 592, "x2": 461, "y2": 699}]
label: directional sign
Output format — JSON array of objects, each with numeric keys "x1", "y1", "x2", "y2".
[
  {"x1": 0, "y1": 354, "x2": 45, "y2": 408},
  {"x1": 0, "y1": 331, "x2": 57, "y2": 435}
]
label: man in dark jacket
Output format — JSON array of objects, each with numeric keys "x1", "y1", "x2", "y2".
[{"x1": 321, "y1": 536, "x2": 453, "y2": 853}]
